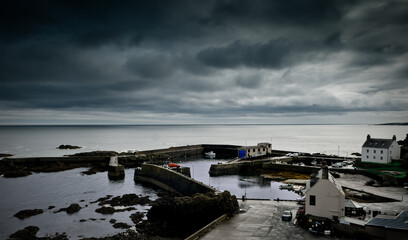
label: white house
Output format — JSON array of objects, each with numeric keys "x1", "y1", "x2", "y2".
[
  {"x1": 361, "y1": 135, "x2": 400, "y2": 164},
  {"x1": 238, "y1": 142, "x2": 272, "y2": 158},
  {"x1": 305, "y1": 167, "x2": 345, "y2": 220}
]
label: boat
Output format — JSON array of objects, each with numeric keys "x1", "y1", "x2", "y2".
[
  {"x1": 168, "y1": 163, "x2": 180, "y2": 168},
  {"x1": 279, "y1": 184, "x2": 293, "y2": 190},
  {"x1": 205, "y1": 151, "x2": 216, "y2": 158}
]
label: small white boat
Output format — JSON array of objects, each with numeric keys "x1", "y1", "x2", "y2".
[
  {"x1": 279, "y1": 184, "x2": 293, "y2": 190},
  {"x1": 205, "y1": 151, "x2": 216, "y2": 158}
]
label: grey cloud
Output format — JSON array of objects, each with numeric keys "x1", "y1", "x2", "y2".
[
  {"x1": 235, "y1": 74, "x2": 263, "y2": 89},
  {"x1": 0, "y1": 0, "x2": 407, "y2": 124},
  {"x1": 126, "y1": 54, "x2": 176, "y2": 79},
  {"x1": 197, "y1": 39, "x2": 293, "y2": 69}
]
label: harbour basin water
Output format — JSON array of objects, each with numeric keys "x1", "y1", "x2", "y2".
[{"x1": 180, "y1": 159, "x2": 301, "y2": 200}]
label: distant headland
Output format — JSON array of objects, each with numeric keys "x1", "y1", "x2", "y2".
[{"x1": 377, "y1": 122, "x2": 408, "y2": 126}]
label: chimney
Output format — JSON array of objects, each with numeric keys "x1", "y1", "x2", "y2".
[
  {"x1": 321, "y1": 161, "x2": 328, "y2": 179},
  {"x1": 367, "y1": 134, "x2": 371, "y2": 140},
  {"x1": 392, "y1": 135, "x2": 396, "y2": 141}
]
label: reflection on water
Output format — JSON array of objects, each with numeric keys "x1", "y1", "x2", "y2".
[{"x1": 180, "y1": 159, "x2": 301, "y2": 200}]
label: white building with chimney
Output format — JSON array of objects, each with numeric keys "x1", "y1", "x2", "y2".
[
  {"x1": 361, "y1": 135, "x2": 400, "y2": 164},
  {"x1": 305, "y1": 166, "x2": 345, "y2": 220}
]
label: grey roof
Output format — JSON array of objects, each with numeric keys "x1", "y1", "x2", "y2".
[
  {"x1": 362, "y1": 138, "x2": 394, "y2": 149},
  {"x1": 366, "y1": 211, "x2": 408, "y2": 231}
]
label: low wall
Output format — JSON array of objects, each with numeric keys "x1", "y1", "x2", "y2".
[
  {"x1": 185, "y1": 214, "x2": 227, "y2": 240},
  {"x1": 134, "y1": 164, "x2": 216, "y2": 195},
  {"x1": 209, "y1": 161, "x2": 320, "y2": 176},
  {"x1": 209, "y1": 160, "x2": 266, "y2": 176}
]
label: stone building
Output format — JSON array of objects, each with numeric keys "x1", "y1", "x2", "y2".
[{"x1": 361, "y1": 135, "x2": 400, "y2": 164}]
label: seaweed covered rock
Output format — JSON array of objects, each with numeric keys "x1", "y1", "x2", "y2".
[
  {"x1": 57, "y1": 145, "x2": 81, "y2": 149},
  {"x1": 98, "y1": 194, "x2": 151, "y2": 206},
  {"x1": 8, "y1": 226, "x2": 69, "y2": 240},
  {"x1": 14, "y1": 209, "x2": 44, "y2": 219},
  {"x1": 95, "y1": 206, "x2": 115, "y2": 214},
  {"x1": 140, "y1": 191, "x2": 239, "y2": 238},
  {"x1": 9, "y1": 226, "x2": 40, "y2": 239},
  {"x1": 54, "y1": 204, "x2": 81, "y2": 214}
]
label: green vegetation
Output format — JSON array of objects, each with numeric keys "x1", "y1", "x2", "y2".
[{"x1": 357, "y1": 161, "x2": 407, "y2": 178}]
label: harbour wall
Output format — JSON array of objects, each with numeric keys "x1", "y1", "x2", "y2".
[
  {"x1": 209, "y1": 160, "x2": 321, "y2": 176},
  {"x1": 209, "y1": 161, "x2": 370, "y2": 176},
  {"x1": 134, "y1": 163, "x2": 216, "y2": 195}
]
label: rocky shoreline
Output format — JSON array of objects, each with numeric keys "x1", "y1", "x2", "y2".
[
  {"x1": 0, "y1": 151, "x2": 171, "y2": 178},
  {"x1": 9, "y1": 190, "x2": 238, "y2": 240}
]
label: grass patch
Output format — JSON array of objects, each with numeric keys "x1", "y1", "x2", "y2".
[{"x1": 262, "y1": 171, "x2": 311, "y2": 180}]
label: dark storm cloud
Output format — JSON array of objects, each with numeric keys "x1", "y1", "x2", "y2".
[
  {"x1": 197, "y1": 39, "x2": 293, "y2": 69},
  {"x1": 0, "y1": 0, "x2": 407, "y2": 124}
]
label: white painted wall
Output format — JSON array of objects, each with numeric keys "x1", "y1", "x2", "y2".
[
  {"x1": 389, "y1": 141, "x2": 401, "y2": 160},
  {"x1": 362, "y1": 147, "x2": 390, "y2": 164},
  {"x1": 306, "y1": 179, "x2": 345, "y2": 219},
  {"x1": 361, "y1": 140, "x2": 401, "y2": 164}
]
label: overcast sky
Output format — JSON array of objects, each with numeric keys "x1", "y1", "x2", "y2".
[{"x1": 0, "y1": 0, "x2": 407, "y2": 125}]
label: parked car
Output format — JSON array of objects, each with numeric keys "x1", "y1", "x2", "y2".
[
  {"x1": 286, "y1": 153, "x2": 299, "y2": 157},
  {"x1": 332, "y1": 162, "x2": 343, "y2": 168},
  {"x1": 282, "y1": 210, "x2": 293, "y2": 221}
]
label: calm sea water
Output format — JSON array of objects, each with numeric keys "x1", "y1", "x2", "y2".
[
  {"x1": 0, "y1": 125, "x2": 407, "y2": 239},
  {"x1": 1, "y1": 124, "x2": 407, "y2": 158}
]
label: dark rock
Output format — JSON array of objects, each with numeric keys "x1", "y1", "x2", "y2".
[
  {"x1": 95, "y1": 206, "x2": 115, "y2": 214},
  {"x1": 140, "y1": 191, "x2": 239, "y2": 238},
  {"x1": 57, "y1": 145, "x2": 81, "y2": 150},
  {"x1": 3, "y1": 170, "x2": 32, "y2": 178},
  {"x1": 112, "y1": 222, "x2": 131, "y2": 229},
  {"x1": 78, "y1": 229, "x2": 170, "y2": 240},
  {"x1": 98, "y1": 194, "x2": 151, "y2": 206},
  {"x1": 55, "y1": 204, "x2": 81, "y2": 214},
  {"x1": 130, "y1": 212, "x2": 144, "y2": 224},
  {"x1": 109, "y1": 219, "x2": 117, "y2": 224},
  {"x1": 48, "y1": 206, "x2": 55, "y2": 210},
  {"x1": 114, "y1": 207, "x2": 136, "y2": 212},
  {"x1": 14, "y1": 209, "x2": 44, "y2": 219},
  {"x1": 9, "y1": 226, "x2": 39, "y2": 239},
  {"x1": 91, "y1": 195, "x2": 113, "y2": 204},
  {"x1": 80, "y1": 219, "x2": 87, "y2": 222},
  {"x1": 0, "y1": 153, "x2": 14, "y2": 158},
  {"x1": 81, "y1": 167, "x2": 107, "y2": 175}
]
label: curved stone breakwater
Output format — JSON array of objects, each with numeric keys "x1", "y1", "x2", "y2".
[{"x1": 0, "y1": 144, "x2": 241, "y2": 178}]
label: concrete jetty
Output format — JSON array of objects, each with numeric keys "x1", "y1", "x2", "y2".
[
  {"x1": 134, "y1": 163, "x2": 217, "y2": 195},
  {"x1": 107, "y1": 156, "x2": 125, "y2": 180}
]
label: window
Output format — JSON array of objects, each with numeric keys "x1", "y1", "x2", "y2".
[
  {"x1": 381, "y1": 157, "x2": 383, "y2": 160},
  {"x1": 367, "y1": 149, "x2": 369, "y2": 153},
  {"x1": 381, "y1": 150, "x2": 383, "y2": 154},
  {"x1": 310, "y1": 195, "x2": 316, "y2": 206},
  {"x1": 367, "y1": 155, "x2": 369, "y2": 159},
  {"x1": 374, "y1": 156, "x2": 376, "y2": 159},
  {"x1": 374, "y1": 150, "x2": 376, "y2": 153},
  {"x1": 263, "y1": 148, "x2": 265, "y2": 151}
]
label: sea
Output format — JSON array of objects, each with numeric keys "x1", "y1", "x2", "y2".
[{"x1": 0, "y1": 124, "x2": 407, "y2": 239}]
